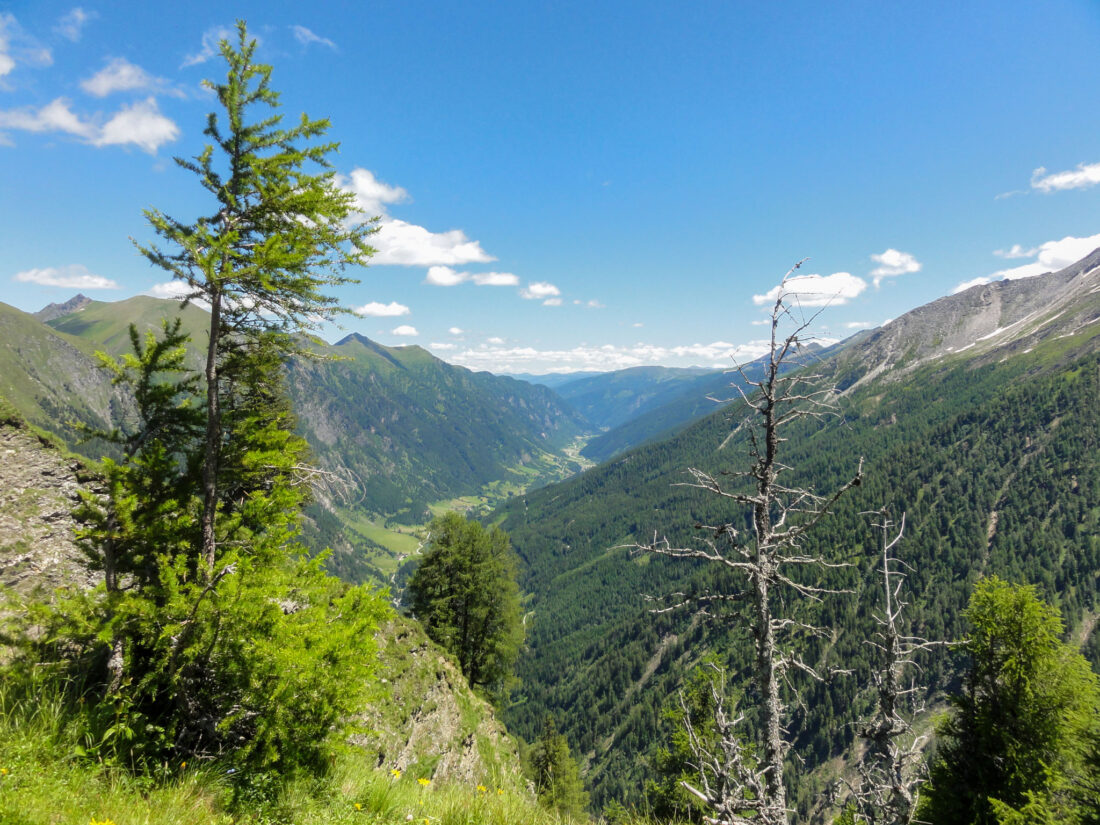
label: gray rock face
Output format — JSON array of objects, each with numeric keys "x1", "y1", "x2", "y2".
[
  {"x1": 0, "y1": 425, "x2": 97, "y2": 598},
  {"x1": 837, "y1": 247, "x2": 1100, "y2": 389},
  {"x1": 33, "y1": 294, "x2": 92, "y2": 323}
]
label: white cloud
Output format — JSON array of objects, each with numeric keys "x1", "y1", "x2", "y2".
[
  {"x1": 448, "y1": 327, "x2": 464, "y2": 335},
  {"x1": 0, "y1": 13, "x2": 52, "y2": 83},
  {"x1": 182, "y1": 26, "x2": 235, "y2": 68},
  {"x1": 337, "y1": 168, "x2": 408, "y2": 217},
  {"x1": 354, "y1": 301, "x2": 410, "y2": 317},
  {"x1": 632, "y1": 322, "x2": 644, "y2": 328},
  {"x1": 430, "y1": 342, "x2": 456, "y2": 351},
  {"x1": 425, "y1": 266, "x2": 467, "y2": 286},
  {"x1": 373, "y1": 219, "x2": 494, "y2": 266},
  {"x1": 14, "y1": 264, "x2": 118, "y2": 290},
  {"x1": 520, "y1": 281, "x2": 561, "y2": 300},
  {"x1": 473, "y1": 271, "x2": 519, "y2": 286},
  {"x1": 423, "y1": 266, "x2": 517, "y2": 286},
  {"x1": 0, "y1": 15, "x2": 15, "y2": 78},
  {"x1": 753, "y1": 271, "x2": 867, "y2": 307},
  {"x1": 81, "y1": 58, "x2": 180, "y2": 98},
  {"x1": 952, "y1": 232, "x2": 1100, "y2": 294},
  {"x1": 392, "y1": 324, "x2": 418, "y2": 336},
  {"x1": 291, "y1": 25, "x2": 336, "y2": 50},
  {"x1": 440, "y1": 338, "x2": 778, "y2": 374},
  {"x1": 148, "y1": 280, "x2": 195, "y2": 300},
  {"x1": 93, "y1": 97, "x2": 179, "y2": 153},
  {"x1": 994, "y1": 244, "x2": 1038, "y2": 259},
  {"x1": 543, "y1": 297, "x2": 563, "y2": 306},
  {"x1": 336, "y1": 167, "x2": 496, "y2": 268},
  {"x1": 1031, "y1": 162, "x2": 1100, "y2": 193},
  {"x1": 0, "y1": 96, "x2": 178, "y2": 152},
  {"x1": 870, "y1": 248, "x2": 921, "y2": 287},
  {"x1": 844, "y1": 321, "x2": 875, "y2": 330},
  {"x1": 0, "y1": 97, "x2": 97, "y2": 140},
  {"x1": 55, "y1": 8, "x2": 96, "y2": 42}
]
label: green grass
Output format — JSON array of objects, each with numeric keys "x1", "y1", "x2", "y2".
[{"x1": 0, "y1": 677, "x2": 609, "y2": 825}]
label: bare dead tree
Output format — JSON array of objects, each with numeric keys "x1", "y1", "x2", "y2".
[
  {"x1": 842, "y1": 509, "x2": 942, "y2": 825},
  {"x1": 633, "y1": 262, "x2": 863, "y2": 825}
]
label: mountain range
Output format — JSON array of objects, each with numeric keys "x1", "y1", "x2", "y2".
[{"x1": 2, "y1": 247, "x2": 1098, "y2": 818}]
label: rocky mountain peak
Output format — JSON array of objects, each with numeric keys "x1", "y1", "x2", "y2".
[{"x1": 33, "y1": 294, "x2": 92, "y2": 323}]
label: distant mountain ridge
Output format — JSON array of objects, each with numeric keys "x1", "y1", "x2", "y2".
[
  {"x1": 835, "y1": 246, "x2": 1100, "y2": 388},
  {"x1": 33, "y1": 293, "x2": 92, "y2": 323}
]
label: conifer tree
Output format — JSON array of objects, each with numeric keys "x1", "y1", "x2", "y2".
[
  {"x1": 135, "y1": 20, "x2": 375, "y2": 576},
  {"x1": 407, "y1": 512, "x2": 524, "y2": 697},
  {"x1": 919, "y1": 577, "x2": 1100, "y2": 825},
  {"x1": 17, "y1": 24, "x2": 390, "y2": 778},
  {"x1": 530, "y1": 715, "x2": 591, "y2": 817}
]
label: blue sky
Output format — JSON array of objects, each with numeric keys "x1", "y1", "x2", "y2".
[{"x1": 3, "y1": 1, "x2": 1100, "y2": 373}]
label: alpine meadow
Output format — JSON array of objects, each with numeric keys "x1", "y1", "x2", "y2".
[{"x1": 2, "y1": 5, "x2": 1100, "y2": 825}]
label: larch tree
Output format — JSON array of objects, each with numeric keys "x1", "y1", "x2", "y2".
[
  {"x1": 19, "y1": 22, "x2": 391, "y2": 777},
  {"x1": 135, "y1": 20, "x2": 376, "y2": 577},
  {"x1": 636, "y1": 262, "x2": 863, "y2": 825},
  {"x1": 530, "y1": 714, "x2": 591, "y2": 817}
]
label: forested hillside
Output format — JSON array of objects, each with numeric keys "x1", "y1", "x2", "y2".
[
  {"x1": 493, "y1": 280, "x2": 1100, "y2": 812},
  {"x1": 553, "y1": 366, "x2": 718, "y2": 430},
  {"x1": 287, "y1": 331, "x2": 588, "y2": 520}
]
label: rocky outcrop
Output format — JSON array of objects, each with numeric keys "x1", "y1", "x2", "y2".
[
  {"x1": 355, "y1": 619, "x2": 525, "y2": 786},
  {"x1": 0, "y1": 424, "x2": 96, "y2": 598}
]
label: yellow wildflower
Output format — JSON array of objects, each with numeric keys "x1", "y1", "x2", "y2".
[
  {"x1": 354, "y1": 803, "x2": 362, "y2": 811},
  {"x1": 497, "y1": 788, "x2": 504, "y2": 795},
  {"x1": 391, "y1": 767, "x2": 402, "y2": 778},
  {"x1": 417, "y1": 777, "x2": 431, "y2": 786},
  {"x1": 0, "y1": 768, "x2": 7, "y2": 775},
  {"x1": 477, "y1": 784, "x2": 487, "y2": 793}
]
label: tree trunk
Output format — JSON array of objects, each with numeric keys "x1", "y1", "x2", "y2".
[{"x1": 201, "y1": 288, "x2": 223, "y2": 576}]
